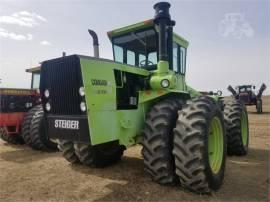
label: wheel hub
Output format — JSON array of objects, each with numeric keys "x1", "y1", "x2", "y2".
[{"x1": 208, "y1": 117, "x2": 224, "y2": 174}]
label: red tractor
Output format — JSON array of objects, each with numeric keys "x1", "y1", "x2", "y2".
[
  {"x1": 228, "y1": 84, "x2": 267, "y2": 113},
  {"x1": 0, "y1": 67, "x2": 57, "y2": 151}
]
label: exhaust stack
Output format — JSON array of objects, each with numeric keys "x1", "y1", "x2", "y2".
[
  {"x1": 153, "y1": 2, "x2": 175, "y2": 62},
  {"x1": 88, "y1": 29, "x2": 99, "y2": 58}
]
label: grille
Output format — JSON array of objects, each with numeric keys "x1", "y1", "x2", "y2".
[{"x1": 40, "y1": 55, "x2": 83, "y2": 115}]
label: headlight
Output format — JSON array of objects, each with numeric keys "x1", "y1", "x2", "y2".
[
  {"x1": 44, "y1": 89, "x2": 50, "y2": 98},
  {"x1": 79, "y1": 87, "x2": 85, "y2": 96},
  {"x1": 80, "y1": 102, "x2": 87, "y2": 112},
  {"x1": 161, "y1": 79, "x2": 170, "y2": 88},
  {"x1": 45, "y1": 102, "x2": 51, "y2": 111}
]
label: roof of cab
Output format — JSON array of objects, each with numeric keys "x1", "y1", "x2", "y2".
[
  {"x1": 25, "y1": 66, "x2": 41, "y2": 73},
  {"x1": 107, "y1": 19, "x2": 189, "y2": 48}
]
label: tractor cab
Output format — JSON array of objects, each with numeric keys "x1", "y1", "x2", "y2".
[
  {"x1": 108, "y1": 20, "x2": 188, "y2": 75},
  {"x1": 237, "y1": 85, "x2": 256, "y2": 105},
  {"x1": 25, "y1": 66, "x2": 41, "y2": 89}
]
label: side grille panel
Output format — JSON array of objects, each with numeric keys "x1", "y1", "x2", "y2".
[{"x1": 40, "y1": 55, "x2": 83, "y2": 115}]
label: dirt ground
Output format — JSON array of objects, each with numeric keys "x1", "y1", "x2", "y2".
[{"x1": 0, "y1": 97, "x2": 269, "y2": 202}]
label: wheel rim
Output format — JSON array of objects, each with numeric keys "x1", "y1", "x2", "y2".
[
  {"x1": 241, "y1": 111, "x2": 248, "y2": 146},
  {"x1": 208, "y1": 117, "x2": 224, "y2": 174}
]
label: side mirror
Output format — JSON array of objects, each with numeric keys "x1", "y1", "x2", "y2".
[{"x1": 253, "y1": 86, "x2": 256, "y2": 89}]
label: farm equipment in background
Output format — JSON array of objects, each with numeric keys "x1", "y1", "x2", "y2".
[
  {"x1": 0, "y1": 67, "x2": 57, "y2": 151},
  {"x1": 228, "y1": 83, "x2": 267, "y2": 113},
  {"x1": 0, "y1": 88, "x2": 39, "y2": 144},
  {"x1": 40, "y1": 2, "x2": 249, "y2": 193}
]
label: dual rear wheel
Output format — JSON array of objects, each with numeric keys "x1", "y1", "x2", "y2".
[
  {"x1": 142, "y1": 96, "x2": 249, "y2": 193},
  {"x1": 142, "y1": 96, "x2": 226, "y2": 193}
]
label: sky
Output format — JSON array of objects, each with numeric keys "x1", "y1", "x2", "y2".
[{"x1": 0, "y1": 0, "x2": 269, "y2": 95}]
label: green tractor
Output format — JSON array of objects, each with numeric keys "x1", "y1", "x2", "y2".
[{"x1": 39, "y1": 2, "x2": 249, "y2": 193}]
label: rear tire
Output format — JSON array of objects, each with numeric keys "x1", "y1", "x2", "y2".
[
  {"x1": 21, "y1": 105, "x2": 42, "y2": 146},
  {"x1": 74, "y1": 142, "x2": 125, "y2": 167},
  {"x1": 58, "y1": 140, "x2": 79, "y2": 164},
  {"x1": 224, "y1": 98, "x2": 249, "y2": 156},
  {"x1": 0, "y1": 127, "x2": 24, "y2": 144},
  {"x1": 173, "y1": 96, "x2": 226, "y2": 193},
  {"x1": 30, "y1": 108, "x2": 57, "y2": 151},
  {"x1": 142, "y1": 98, "x2": 183, "y2": 185}
]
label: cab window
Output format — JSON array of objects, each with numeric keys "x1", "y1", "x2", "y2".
[
  {"x1": 173, "y1": 43, "x2": 178, "y2": 72},
  {"x1": 113, "y1": 45, "x2": 124, "y2": 63},
  {"x1": 139, "y1": 54, "x2": 146, "y2": 67},
  {"x1": 32, "y1": 73, "x2": 40, "y2": 89},
  {"x1": 112, "y1": 28, "x2": 158, "y2": 69},
  {"x1": 148, "y1": 52, "x2": 157, "y2": 65},
  {"x1": 240, "y1": 88, "x2": 245, "y2": 92},
  {"x1": 127, "y1": 50, "x2": 135, "y2": 65},
  {"x1": 180, "y1": 46, "x2": 186, "y2": 75}
]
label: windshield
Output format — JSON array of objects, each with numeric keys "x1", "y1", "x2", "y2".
[
  {"x1": 239, "y1": 88, "x2": 246, "y2": 93},
  {"x1": 112, "y1": 29, "x2": 158, "y2": 69},
  {"x1": 32, "y1": 73, "x2": 40, "y2": 89}
]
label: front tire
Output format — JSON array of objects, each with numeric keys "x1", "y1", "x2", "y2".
[
  {"x1": 21, "y1": 105, "x2": 42, "y2": 146},
  {"x1": 58, "y1": 140, "x2": 79, "y2": 164},
  {"x1": 142, "y1": 98, "x2": 183, "y2": 185},
  {"x1": 74, "y1": 142, "x2": 125, "y2": 167},
  {"x1": 173, "y1": 96, "x2": 226, "y2": 193},
  {"x1": 30, "y1": 108, "x2": 57, "y2": 151},
  {"x1": 224, "y1": 99, "x2": 249, "y2": 156}
]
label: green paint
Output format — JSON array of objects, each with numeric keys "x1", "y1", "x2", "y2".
[
  {"x1": 241, "y1": 110, "x2": 248, "y2": 146},
  {"x1": 157, "y1": 60, "x2": 169, "y2": 74},
  {"x1": 107, "y1": 20, "x2": 154, "y2": 39},
  {"x1": 208, "y1": 116, "x2": 224, "y2": 174},
  {"x1": 150, "y1": 73, "x2": 176, "y2": 90},
  {"x1": 173, "y1": 33, "x2": 189, "y2": 48},
  {"x1": 79, "y1": 56, "x2": 192, "y2": 147},
  {"x1": 186, "y1": 85, "x2": 201, "y2": 97}
]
